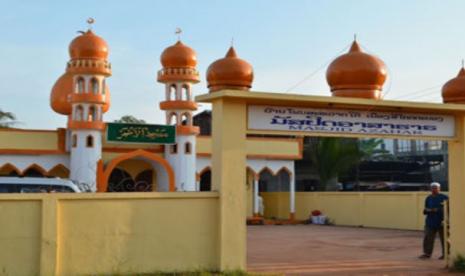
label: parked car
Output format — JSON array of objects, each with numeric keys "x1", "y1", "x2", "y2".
[{"x1": 0, "y1": 177, "x2": 81, "y2": 193}]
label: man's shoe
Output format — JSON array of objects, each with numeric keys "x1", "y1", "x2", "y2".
[
  {"x1": 438, "y1": 255, "x2": 445, "y2": 260},
  {"x1": 419, "y1": 254, "x2": 431, "y2": 259}
]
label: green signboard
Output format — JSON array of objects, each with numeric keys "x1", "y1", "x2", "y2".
[{"x1": 106, "y1": 123, "x2": 176, "y2": 144}]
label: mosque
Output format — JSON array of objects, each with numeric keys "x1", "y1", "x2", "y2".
[{"x1": 0, "y1": 24, "x2": 463, "y2": 219}]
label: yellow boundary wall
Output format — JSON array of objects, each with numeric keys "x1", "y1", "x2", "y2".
[
  {"x1": 0, "y1": 192, "x2": 219, "y2": 275},
  {"x1": 262, "y1": 192, "x2": 432, "y2": 230}
]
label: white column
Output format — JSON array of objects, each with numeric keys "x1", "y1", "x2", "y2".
[
  {"x1": 290, "y1": 174, "x2": 295, "y2": 220},
  {"x1": 253, "y1": 177, "x2": 259, "y2": 216}
]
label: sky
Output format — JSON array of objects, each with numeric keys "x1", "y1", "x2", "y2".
[{"x1": 1, "y1": 0, "x2": 465, "y2": 129}]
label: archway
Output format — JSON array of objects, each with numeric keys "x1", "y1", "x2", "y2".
[
  {"x1": 107, "y1": 159, "x2": 155, "y2": 192},
  {"x1": 100, "y1": 149, "x2": 175, "y2": 192},
  {"x1": 22, "y1": 164, "x2": 47, "y2": 177},
  {"x1": 48, "y1": 164, "x2": 70, "y2": 178},
  {"x1": 0, "y1": 163, "x2": 21, "y2": 176},
  {"x1": 199, "y1": 167, "x2": 211, "y2": 191}
]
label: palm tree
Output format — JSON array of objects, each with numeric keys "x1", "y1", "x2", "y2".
[
  {"x1": 309, "y1": 137, "x2": 392, "y2": 191},
  {"x1": 358, "y1": 138, "x2": 393, "y2": 161},
  {"x1": 309, "y1": 137, "x2": 362, "y2": 191},
  {"x1": 0, "y1": 110, "x2": 16, "y2": 128}
]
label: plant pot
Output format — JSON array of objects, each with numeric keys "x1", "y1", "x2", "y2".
[{"x1": 311, "y1": 215, "x2": 326, "y2": 224}]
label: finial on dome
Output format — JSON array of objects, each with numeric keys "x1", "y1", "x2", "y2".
[
  {"x1": 231, "y1": 37, "x2": 234, "y2": 47},
  {"x1": 354, "y1": 33, "x2": 357, "y2": 42},
  {"x1": 175, "y1": 27, "x2": 182, "y2": 41},
  {"x1": 87, "y1": 18, "x2": 95, "y2": 31},
  {"x1": 349, "y1": 40, "x2": 361, "y2": 52},
  {"x1": 225, "y1": 46, "x2": 237, "y2": 58}
]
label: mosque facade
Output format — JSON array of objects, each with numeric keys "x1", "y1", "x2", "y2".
[{"x1": 0, "y1": 25, "x2": 463, "y2": 219}]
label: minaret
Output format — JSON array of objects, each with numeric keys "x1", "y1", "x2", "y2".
[
  {"x1": 63, "y1": 22, "x2": 111, "y2": 191},
  {"x1": 157, "y1": 36, "x2": 200, "y2": 191}
]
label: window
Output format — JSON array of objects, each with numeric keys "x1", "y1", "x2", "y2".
[
  {"x1": 168, "y1": 113, "x2": 178, "y2": 125},
  {"x1": 170, "y1": 84, "x2": 177, "y2": 100},
  {"x1": 182, "y1": 85, "x2": 190, "y2": 101},
  {"x1": 397, "y1": 140, "x2": 411, "y2": 153},
  {"x1": 86, "y1": 135, "x2": 94, "y2": 148},
  {"x1": 181, "y1": 113, "x2": 191, "y2": 126},
  {"x1": 76, "y1": 77, "x2": 85, "y2": 93},
  {"x1": 88, "y1": 106, "x2": 96, "y2": 121},
  {"x1": 170, "y1": 144, "x2": 178, "y2": 154},
  {"x1": 185, "y1": 142, "x2": 192, "y2": 154},
  {"x1": 76, "y1": 105, "x2": 84, "y2": 121},
  {"x1": 72, "y1": 134, "x2": 77, "y2": 148},
  {"x1": 91, "y1": 78, "x2": 99, "y2": 94}
]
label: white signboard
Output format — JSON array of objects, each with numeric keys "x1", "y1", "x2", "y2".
[{"x1": 248, "y1": 105, "x2": 455, "y2": 138}]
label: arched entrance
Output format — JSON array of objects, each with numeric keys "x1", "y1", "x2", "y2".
[
  {"x1": 99, "y1": 149, "x2": 175, "y2": 192},
  {"x1": 199, "y1": 167, "x2": 211, "y2": 191},
  {"x1": 107, "y1": 159, "x2": 155, "y2": 192}
]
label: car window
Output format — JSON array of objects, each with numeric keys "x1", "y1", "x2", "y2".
[
  {"x1": 18, "y1": 184, "x2": 49, "y2": 193},
  {"x1": 0, "y1": 182, "x2": 77, "y2": 193},
  {"x1": 0, "y1": 184, "x2": 16, "y2": 193}
]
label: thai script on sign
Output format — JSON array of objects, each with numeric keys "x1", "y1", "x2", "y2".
[{"x1": 248, "y1": 105, "x2": 455, "y2": 138}]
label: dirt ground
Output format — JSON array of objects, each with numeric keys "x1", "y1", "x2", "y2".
[{"x1": 247, "y1": 225, "x2": 456, "y2": 275}]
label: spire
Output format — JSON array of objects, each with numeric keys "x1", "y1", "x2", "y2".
[
  {"x1": 458, "y1": 66, "x2": 465, "y2": 77},
  {"x1": 225, "y1": 46, "x2": 237, "y2": 58},
  {"x1": 349, "y1": 40, "x2": 361, "y2": 53}
]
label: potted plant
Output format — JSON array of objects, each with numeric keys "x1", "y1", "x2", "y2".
[{"x1": 310, "y1": 210, "x2": 326, "y2": 224}]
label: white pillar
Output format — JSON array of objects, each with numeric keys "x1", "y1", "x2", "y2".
[
  {"x1": 253, "y1": 177, "x2": 259, "y2": 216},
  {"x1": 289, "y1": 174, "x2": 295, "y2": 220}
]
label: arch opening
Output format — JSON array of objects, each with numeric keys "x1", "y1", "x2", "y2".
[
  {"x1": 48, "y1": 164, "x2": 70, "y2": 178},
  {"x1": 100, "y1": 150, "x2": 175, "y2": 192},
  {"x1": 91, "y1": 78, "x2": 99, "y2": 94}
]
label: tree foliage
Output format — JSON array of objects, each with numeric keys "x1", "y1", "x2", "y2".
[
  {"x1": 0, "y1": 110, "x2": 16, "y2": 128},
  {"x1": 309, "y1": 137, "x2": 392, "y2": 190},
  {"x1": 113, "y1": 115, "x2": 146, "y2": 124}
]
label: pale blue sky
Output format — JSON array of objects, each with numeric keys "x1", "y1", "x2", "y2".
[{"x1": 1, "y1": 0, "x2": 464, "y2": 129}]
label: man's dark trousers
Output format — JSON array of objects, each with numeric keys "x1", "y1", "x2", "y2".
[{"x1": 423, "y1": 226, "x2": 444, "y2": 257}]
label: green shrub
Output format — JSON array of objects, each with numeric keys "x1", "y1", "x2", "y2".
[{"x1": 453, "y1": 254, "x2": 465, "y2": 273}]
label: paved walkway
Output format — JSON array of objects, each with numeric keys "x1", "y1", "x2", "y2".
[{"x1": 247, "y1": 225, "x2": 455, "y2": 275}]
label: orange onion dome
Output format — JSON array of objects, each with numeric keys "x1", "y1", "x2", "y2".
[
  {"x1": 442, "y1": 67, "x2": 465, "y2": 103},
  {"x1": 50, "y1": 73, "x2": 73, "y2": 115},
  {"x1": 160, "y1": 40, "x2": 197, "y2": 68},
  {"x1": 326, "y1": 41, "x2": 387, "y2": 99},
  {"x1": 69, "y1": 30, "x2": 109, "y2": 60},
  {"x1": 206, "y1": 47, "x2": 254, "y2": 92}
]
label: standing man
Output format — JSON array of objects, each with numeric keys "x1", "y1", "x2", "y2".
[{"x1": 419, "y1": 182, "x2": 448, "y2": 259}]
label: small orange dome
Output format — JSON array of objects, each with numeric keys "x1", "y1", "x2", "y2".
[
  {"x1": 326, "y1": 41, "x2": 387, "y2": 99},
  {"x1": 206, "y1": 47, "x2": 253, "y2": 92},
  {"x1": 442, "y1": 67, "x2": 465, "y2": 103},
  {"x1": 69, "y1": 30, "x2": 109, "y2": 60},
  {"x1": 50, "y1": 73, "x2": 73, "y2": 115},
  {"x1": 160, "y1": 40, "x2": 197, "y2": 68}
]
